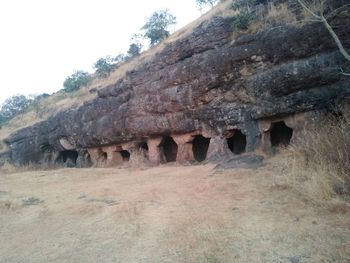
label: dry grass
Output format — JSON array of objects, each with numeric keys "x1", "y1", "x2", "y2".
[
  {"x1": 244, "y1": 3, "x2": 300, "y2": 35},
  {"x1": 0, "y1": 161, "x2": 43, "y2": 174},
  {"x1": 265, "y1": 3, "x2": 298, "y2": 25},
  {"x1": 243, "y1": 0, "x2": 336, "y2": 36},
  {"x1": 0, "y1": 165, "x2": 349, "y2": 262},
  {"x1": 273, "y1": 112, "x2": 350, "y2": 206},
  {"x1": 299, "y1": 0, "x2": 327, "y2": 20}
]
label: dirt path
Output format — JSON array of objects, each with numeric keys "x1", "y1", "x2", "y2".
[{"x1": 0, "y1": 165, "x2": 349, "y2": 263}]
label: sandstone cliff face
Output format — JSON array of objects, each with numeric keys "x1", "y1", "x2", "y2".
[{"x1": 5, "y1": 0, "x2": 350, "y2": 167}]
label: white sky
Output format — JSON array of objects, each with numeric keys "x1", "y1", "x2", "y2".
[{"x1": 0, "y1": 0, "x2": 203, "y2": 104}]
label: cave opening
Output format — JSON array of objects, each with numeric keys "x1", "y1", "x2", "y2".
[
  {"x1": 227, "y1": 130, "x2": 247, "y2": 154},
  {"x1": 57, "y1": 150, "x2": 78, "y2": 167},
  {"x1": 102, "y1": 151, "x2": 108, "y2": 161},
  {"x1": 160, "y1": 136, "x2": 178, "y2": 163},
  {"x1": 138, "y1": 141, "x2": 149, "y2": 152},
  {"x1": 270, "y1": 121, "x2": 293, "y2": 147},
  {"x1": 120, "y1": 150, "x2": 131, "y2": 162},
  {"x1": 192, "y1": 135, "x2": 210, "y2": 162}
]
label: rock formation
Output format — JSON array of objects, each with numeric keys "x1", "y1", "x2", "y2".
[{"x1": 4, "y1": 0, "x2": 350, "y2": 168}]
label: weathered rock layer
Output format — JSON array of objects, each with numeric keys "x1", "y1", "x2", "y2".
[{"x1": 5, "y1": 0, "x2": 350, "y2": 167}]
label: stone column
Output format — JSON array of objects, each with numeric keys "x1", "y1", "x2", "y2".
[
  {"x1": 258, "y1": 120, "x2": 272, "y2": 153},
  {"x1": 242, "y1": 121, "x2": 261, "y2": 152},
  {"x1": 87, "y1": 148, "x2": 102, "y2": 167},
  {"x1": 285, "y1": 113, "x2": 305, "y2": 145},
  {"x1": 76, "y1": 149, "x2": 92, "y2": 168},
  {"x1": 172, "y1": 134, "x2": 195, "y2": 164},
  {"x1": 125, "y1": 142, "x2": 149, "y2": 167},
  {"x1": 206, "y1": 136, "x2": 231, "y2": 161},
  {"x1": 102, "y1": 145, "x2": 123, "y2": 167},
  {"x1": 147, "y1": 138, "x2": 162, "y2": 166}
]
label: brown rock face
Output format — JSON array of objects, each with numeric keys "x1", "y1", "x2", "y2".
[{"x1": 5, "y1": 0, "x2": 350, "y2": 167}]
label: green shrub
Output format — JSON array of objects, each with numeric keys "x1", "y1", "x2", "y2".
[
  {"x1": 127, "y1": 43, "x2": 142, "y2": 58},
  {"x1": 63, "y1": 71, "x2": 92, "y2": 92},
  {"x1": 93, "y1": 56, "x2": 117, "y2": 78},
  {"x1": 141, "y1": 9, "x2": 176, "y2": 46},
  {"x1": 0, "y1": 95, "x2": 31, "y2": 125},
  {"x1": 231, "y1": 0, "x2": 258, "y2": 10},
  {"x1": 232, "y1": 10, "x2": 256, "y2": 30}
]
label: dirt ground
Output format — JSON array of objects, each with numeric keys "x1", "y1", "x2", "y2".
[{"x1": 0, "y1": 164, "x2": 349, "y2": 263}]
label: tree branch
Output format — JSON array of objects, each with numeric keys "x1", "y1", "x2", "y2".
[
  {"x1": 340, "y1": 67, "x2": 350, "y2": 76},
  {"x1": 297, "y1": 0, "x2": 350, "y2": 63},
  {"x1": 325, "y1": 4, "x2": 350, "y2": 19},
  {"x1": 297, "y1": 0, "x2": 322, "y2": 20},
  {"x1": 321, "y1": 15, "x2": 350, "y2": 62}
]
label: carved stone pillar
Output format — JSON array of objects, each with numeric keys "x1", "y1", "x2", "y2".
[
  {"x1": 172, "y1": 134, "x2": 195, "y2": 164},
  {"x1": 206, "y1": 136, "x2": 231, "y2": 161},
  {"x1": 147, "y1": 138, "x2": 162, "y2": 165}
]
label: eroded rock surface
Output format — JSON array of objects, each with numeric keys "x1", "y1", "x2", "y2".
[{"x1": 4, "y1": 0, "x2": 350, "y2": 167}]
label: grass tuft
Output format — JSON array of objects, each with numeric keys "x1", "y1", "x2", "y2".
[
  {"x1": 273, "y1": 109, "x2": 350, "y2": 206},
  {"x1": 0, "y1": 161, "x2": 43, "y2": 174}
]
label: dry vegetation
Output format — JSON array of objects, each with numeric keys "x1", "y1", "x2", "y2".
[
  {"x1": 243, "y1": 1, "x2": 314, "y2": 36},
  {"x1": 0, "y1": 88, "x2": 96, "y2": 152},
  {"x1": 272, "y1": 110, "x2": 350, "y2": 207},
  {"x1": 0, "y1": 165, "x2": 349, "y2": 263}
]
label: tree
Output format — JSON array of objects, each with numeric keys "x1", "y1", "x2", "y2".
[
  {"x1": 297, "y1": 0, "x2": 350, "y2": 66},
  {"x1": 141, "y1": 9, "x2": 176, "y2": 46},
  {"x1": 93, "y1": 56, "x2": 117, "y2": 78},
  {"x1": 0, "y1": 114, "x2": 6, "y2": 127},
  {"x1": 127, "y1": 43, "x2": 142, "y2": 58},
  {"x1": 114, "y1": 53, "x2": 127, "y2": 64},
  {"x1": 195, "y1": 0, "x2": 219, "y2": 11},
  {"x1": 127, "y1": 34, "x2": 143, "y2": 58},
  {"x1": 0, "y1": 95, "x2": 31, "y2": 123},
  {"x1": 63, "y1": 70, "x2": 92, "y2": 92},
  {"x1": 34, "y1": 93, "x2": 50, "y2": 100}
]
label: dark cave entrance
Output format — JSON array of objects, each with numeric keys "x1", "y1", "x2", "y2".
[
  {"x1": 138, "y1": 141, "x2": 149, "y2": 152},
  {"x1": 160, "y1": 136, "x2": 178, "y2": 163},
  {"x1": 120, "y1": 150, "x2": 131, "y2": 162},
  {"x1": 102, "y1": 151, "x2": 108, "y2": 161},
  {"x1": 192, "y1": 135, "x2": 210, "y2": 162},
  {"x1": 227, "y1": 130, "x2": 247, "y2": 154},
  {"x1": 270, "y1": 121, "x2": 293, "y2": 147},
  {"x1": 57, "y1": 150, "x2": 78, "y2": 167}
]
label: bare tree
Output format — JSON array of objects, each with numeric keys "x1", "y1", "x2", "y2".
[{"x1": 297, "y1": 0, "x2": 350, "y2": 64}]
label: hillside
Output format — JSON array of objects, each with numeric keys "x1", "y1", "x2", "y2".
[
  {"x1": 1, "y1": 1, "x2": 350, "y2": 262},
  {"x1": 0, "y1": 0, "x2": 235, "y2": 152},
  {"x1": 1, "y1": 0, "x2": 350, "y2": 168}
]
